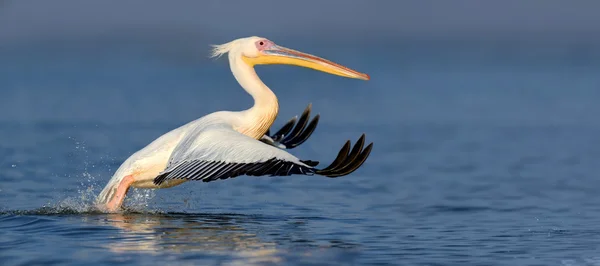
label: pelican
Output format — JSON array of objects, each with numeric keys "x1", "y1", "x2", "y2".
[{"x1": 95, "y1": 36, "x2": 373, "y2": 212}]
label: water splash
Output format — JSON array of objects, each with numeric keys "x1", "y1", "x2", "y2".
[
  {"x1": 126, "y1": 188, "x2": 158, "y2": 211},
  {"x1": 39, "y1": 136, "x2": 160, "y2": 214},
  {"x1": 49, "y1": 182, "x2": 161, "y2": 214}
]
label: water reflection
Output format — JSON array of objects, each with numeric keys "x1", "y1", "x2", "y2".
[
  {"x1": 2, "y1": 207, "x2": 361, "y2": 264},
  {"x1": 89, "y1": 212, "x2": 283, "y2": 264}
]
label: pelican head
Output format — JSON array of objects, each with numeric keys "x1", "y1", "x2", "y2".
[{"x1": 211, "y1": 36, "x2": 370, "y2": 81}]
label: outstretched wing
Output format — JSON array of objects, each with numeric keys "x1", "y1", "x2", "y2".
[
  {"x1": 260, "y1": 103, "x2": 320, "y2": 149},
  {"x1": 153, "y1": 123, "x2": 372, "y2": 185}
]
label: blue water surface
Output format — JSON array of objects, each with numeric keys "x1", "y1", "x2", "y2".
[{"x1": 1, "y1": 35, "x2": 600, "y2": 265}]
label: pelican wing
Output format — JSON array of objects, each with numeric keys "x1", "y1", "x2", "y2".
[
  {"x1": 260, "y1": 103, "x2": 319, "y2": 149},
  {"x1": 153, "y1": 123, "x2": 372, "y2": 185}
]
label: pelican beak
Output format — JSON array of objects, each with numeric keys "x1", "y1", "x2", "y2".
[{"x1": 243, "y1": 45, "x2": 370, "y2": 81}]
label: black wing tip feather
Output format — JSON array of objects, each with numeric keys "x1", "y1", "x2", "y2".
[
  {"x1": 272, "y1": 117, "x2": 297, "y2": 141},
  {"x1": 283, "y1": 113, "x2": 320, "y2": 148},
  {"x1": 315, "y1": 133, "x2": 373, "y2": 178},
  {"x1": 267, "y1": 103, "x2": 320, "y2": 149}
]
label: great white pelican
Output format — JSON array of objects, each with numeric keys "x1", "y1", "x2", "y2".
[{"x1": 95, "y1": 36, "x2": 373, "y2": 212}]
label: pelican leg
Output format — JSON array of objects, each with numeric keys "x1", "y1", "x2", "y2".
[{"x1": 104, "y1": 175, "x2": 135, "y2": 212}]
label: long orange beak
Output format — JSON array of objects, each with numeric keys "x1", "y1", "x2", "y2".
[{"x1": 242, "y1": 45, "x2": 370, "y2": 81}]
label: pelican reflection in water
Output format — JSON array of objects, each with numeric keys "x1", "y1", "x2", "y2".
[
  {"x1": 95, "y1": 36, "x2": 373, "y2": 212},
  {"x1": 88, "y1": 212, "x2": 359, "y2": 264},
  {"x1": 90, "y1": 213, "x2": 282, "y2": 264}
]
